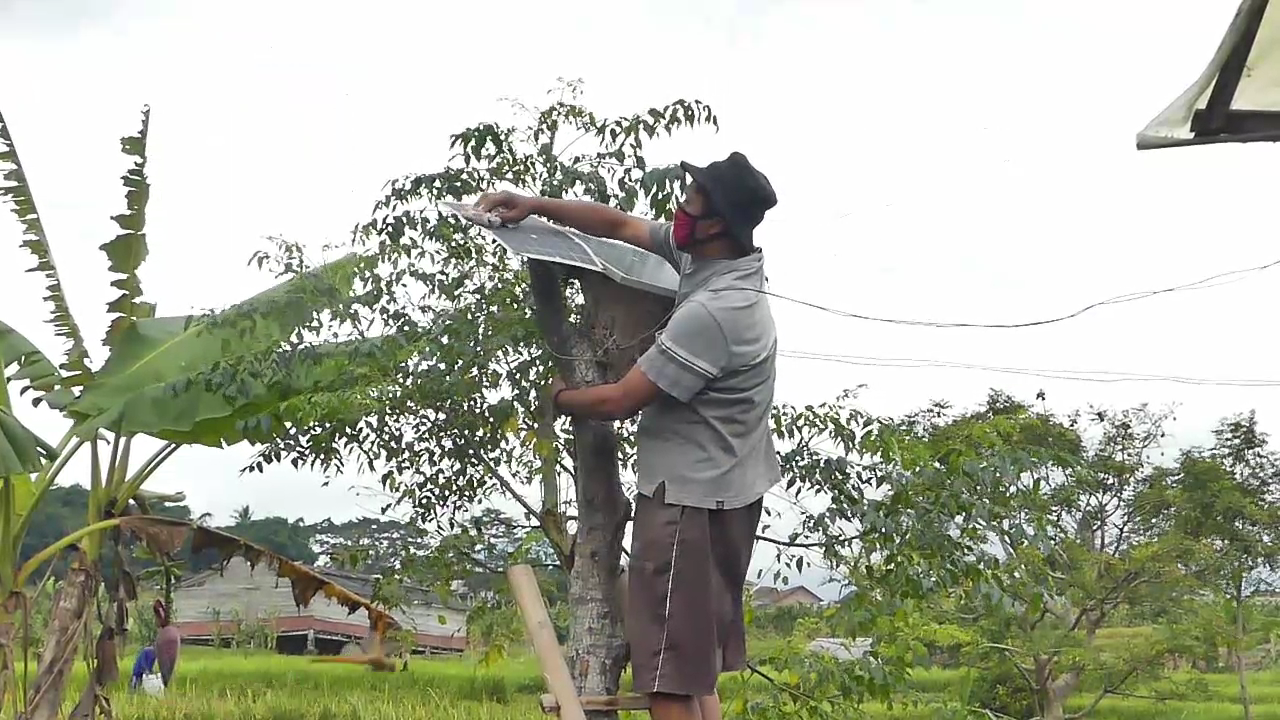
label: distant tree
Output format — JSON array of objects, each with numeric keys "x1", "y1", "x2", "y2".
[
  {"x1": 313, "y1": 509, "x2": 568, "y2": 628},
  {"x1": 311, "y1": 516, "x2": 427, "y2": 575},
  {"x1": 1139, "y1": 411, "x2": 1280, "y2": 720},
  {"x1": 957, "y1": 401, "x2": 1202, "y2": 720},
  {"x1": 781, "y1": 394, "x2": 1200, "y2": 720},
  {"x1": 187, "y1": 514, "x2": 318, "y2": 571},
  {"x1": 20, "y1": 484, "x2": 195, "y2": 582}
]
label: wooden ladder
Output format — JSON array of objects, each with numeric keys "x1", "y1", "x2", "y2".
[{"x1": 507, "y1": 564, "x2": 651, "y2": 717}]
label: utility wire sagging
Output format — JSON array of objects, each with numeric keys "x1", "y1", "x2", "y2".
[
  {"x1": 525, "y1": 239, "x2": 1280, "y2": 385},
  {"x1": 778, "y1": 350, "x2": 1280, "y2": 388},
  {"x1": 760, "y1": 256, "x2": 1280, "y2": 329}
]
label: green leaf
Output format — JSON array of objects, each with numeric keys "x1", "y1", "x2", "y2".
[
  {"x1": 100, "y1": 106, "x2": 157, "y2": 348},
  {"x1": 9, "y1": 474, "x2": 35, "y2": 522},
  {"x1": 131, "y1": 333, "x2": 419, "y2": 448},
  {"x1": 0, "y1": 110, "x2": 93, "y2": 381},
  {"x1": 0, "y1": 408, "x2": 55, "y2": 476},
  {"x1": 68, "y1": 253, "x2": 363, "y2": 438},
  {"x1": 0, "y1": 319, "x2": 73, "y2": 409}
]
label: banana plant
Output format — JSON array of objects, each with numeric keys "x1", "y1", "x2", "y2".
[{"x1": 0, "y1": 107, "x2": 401, "y2": 719}]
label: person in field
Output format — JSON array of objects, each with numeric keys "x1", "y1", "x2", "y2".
[
  {"x1": 129, "y1": 645, "x2": 157, "y2": 692},
  {"x1": 476, "y1": 151, "x2": 781, "y2": 720}
]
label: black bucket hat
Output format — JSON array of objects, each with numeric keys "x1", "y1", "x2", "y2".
[{"x1": 680, "y1": 151, "x2": 777, "y2": 254}]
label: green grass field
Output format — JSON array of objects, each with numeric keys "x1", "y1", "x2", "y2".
[{"x1": 39, "y1": 646, "x2": 1280, "y2": 719}]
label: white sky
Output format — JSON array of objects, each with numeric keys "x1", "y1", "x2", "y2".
[{"x1": 4, "y1": 0, "x2": 1279, "y2": 597}]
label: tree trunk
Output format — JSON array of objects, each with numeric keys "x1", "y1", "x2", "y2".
[
  {"x1": 23, "y1": 561, "x2": 95, "y2": 720},
  {"x1": 566, "y1": 419, "x2": 630, "y2": 717},
  {"x1": 1042, "y1": 673, "x2": 1079, "y2": 720},
  {"x1": 0, "y1": 592, "x2": 21, "y2": 715},
  {"x1": 1036, "y1": 656, "x2": 1080, "y2": 720},
  {"x1": 527, "y1": 264, "x2": 673, "y2": 720},
  {"x1": 1234, "y1": 587, "x2": 1254, "y2": 720}
]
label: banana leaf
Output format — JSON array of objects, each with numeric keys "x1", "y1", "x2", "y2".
[
  {"x1": 68, "y1": 254, "x2": 363, "y2": 437},
  {"x1": 0, "y1": 320, "x2": 74, "y2": 409},
  {"x1": 0, "y1": 409, "x2": 56, "y2": 476},
  {"x1": 0, "y1": 110, "x2": 93, "y2": 382}
]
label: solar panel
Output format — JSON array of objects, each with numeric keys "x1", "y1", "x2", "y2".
[
  {"x1": 438, "y1": 202, "x2": 679, "y2": 298},
  {"x1": 569, "y1": 229, "x2": 680, "y2": 298}
]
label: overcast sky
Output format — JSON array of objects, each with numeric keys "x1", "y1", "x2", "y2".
[{"x1": 4, "y1": 0, "x2": 1279, "y2": 597}]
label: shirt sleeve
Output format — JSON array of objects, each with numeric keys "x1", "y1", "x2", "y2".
[
  {"x1": 647, "y1": 221, "x2": 685, "y2": 272},
  {"x1": 637, "y1": 300, "x2": 730, "y2": 403}
]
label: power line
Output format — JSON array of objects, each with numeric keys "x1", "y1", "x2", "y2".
[
  {"x1": 760, "y1": 257, "x2": 1279, "y2": 329},
  {"x1": 454, "y1": 213, "x2": 1280, "y2": 374},
  {"x1": 778, "y1": 349, "x2": 1280, "y2": 387},
  {"x1": 545, "y1": 256, "x2": 1278, "y2": 365}
]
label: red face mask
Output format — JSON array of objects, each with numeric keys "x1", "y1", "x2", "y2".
[
  {"x1": 672, "y1": 208, "x2": 699, "y2": 249},
  {"x1": 674, "y1": 206, "x2": 723, "y2": 250}
]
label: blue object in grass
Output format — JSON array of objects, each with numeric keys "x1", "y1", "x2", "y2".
[{"x1": 130, "y1": 645, "x2": 157, "y2": 690}]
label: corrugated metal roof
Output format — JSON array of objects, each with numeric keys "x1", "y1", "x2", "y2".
[{"x1": 172, "y1": 614, "x2": 467, "y2": 652}]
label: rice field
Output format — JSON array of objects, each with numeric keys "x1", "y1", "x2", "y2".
[{"x1": 42, "y1": 646, "x2": 1280, "y2": 719}]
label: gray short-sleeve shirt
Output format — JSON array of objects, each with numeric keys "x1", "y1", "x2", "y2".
[{"x1": 634, "y1": 222, "x2": 782, "y2": 510}]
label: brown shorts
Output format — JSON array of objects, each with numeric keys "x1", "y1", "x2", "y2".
[{"x1": 626, "y1": 483, "x2": 763, "y2": 697}]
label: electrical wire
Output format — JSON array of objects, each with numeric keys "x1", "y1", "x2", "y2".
[
  {"x1": 757, "y1": 259, "x2": 1273, "y2": 329},
  {"x1": 778, "y1": 349, "x2": 1280, "y2": 387},
  {"x1": 539, "y1": 255, "x2": 1280, "y2": 364},
  {"x1": 453, "y1": 209, "x2": 1280, "y2": 376}
]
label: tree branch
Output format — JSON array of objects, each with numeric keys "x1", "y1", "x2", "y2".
[
  {"x1": 1028, "y1": 605, "x2": 1052, "y2": 632},
  {"x1": 983, "y1": 644, "x2": 1039, "y2": 709},
  {"x1": 755, "y1": 534, "x2": 827, "y2": 550},
  {"x1": 1064, "y1": 662, "x2": 1145, "y2": 719},
  {"x1": 477, "y1": 455, "x2": 571, "y2": 567}
]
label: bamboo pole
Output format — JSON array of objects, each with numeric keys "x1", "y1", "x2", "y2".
[
  {"x1": 507, "y1": 564, "x2": 586, "y2": 720},
  {"x1": 540, "y1": 693, "x2": 650, "y2": 714}
]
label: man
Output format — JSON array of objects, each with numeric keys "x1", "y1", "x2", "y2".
[{"x1": 476, "y1": 151, "x2": 781, "y2": 720}]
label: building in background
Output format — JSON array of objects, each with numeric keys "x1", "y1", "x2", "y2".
[
  {"x1": 750, "y1": 584, "x2": 825, "y2": 608},
  {"x1": 170, "y1": 556, "x2": 469, "y2": 655}
]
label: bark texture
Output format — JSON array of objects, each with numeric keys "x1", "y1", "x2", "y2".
[
  {"x1": 1235, "y1": 589, "x2": 1254, "y2": 720},
  {"x1": 566, "y1": 418, "x2": 630, "y2": 714},
  {"x1": 528, "y1": 263, "x2": 673, "y2": 720},
  {"x1": 1041, "y1": 669, "x2": 1080, "y2": 720},
  {"x1": 24, "y1": 558, "x2": 95, "y2": 720}
]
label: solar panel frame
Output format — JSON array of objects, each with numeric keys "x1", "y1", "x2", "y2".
[{"x1": 438, "y1": 202, "x2": 678, "y2": 298}]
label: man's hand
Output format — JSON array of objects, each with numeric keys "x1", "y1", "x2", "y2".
[
  {"x1": 546, "y1": 367, "x2": 661, "y2": 421},
  {"x1": 475, "y1": 190, "x2": 538, "y2": 225},
  {"x1": 547, "y1": 377, "x2": 569, "y2": 415},
  {"x1": 475, "y1": 193, "x2": 656, "y2": 252}
]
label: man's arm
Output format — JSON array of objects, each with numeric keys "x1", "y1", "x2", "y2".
[
  {"x1": 635, "y1": 301, "x2": 730, "y2": 403},
  {"x1": 476, "y1": 191, "x2": 678, "y2": 263},
  {"x1": 554, "y1": 301, "x2": 730, "y2": 420},
  {"x1": 529, "y1": 197, "x2": 656, "y2": 252},
  {"x1": 554, "y1": 365, "x2": 663, "y2": 421}
]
